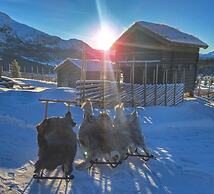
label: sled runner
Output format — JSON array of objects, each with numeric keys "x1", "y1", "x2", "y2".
[
  {"x1": 124, "y1": 148, "x2": 155, "y2": 161},
  {"x1": 89, "y1": 159, "x2": 122, "y2": 169},
  {"x1": 33, "y1": 172, "x2": 74, "y2": 181}
]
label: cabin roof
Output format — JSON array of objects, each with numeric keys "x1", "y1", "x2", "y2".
[
  {"x1": 54, "y1": 58, "x2": 115, "y2": 72},
  {"x1": 113, "y1": 21, "x2": 208, "y2": 49}
]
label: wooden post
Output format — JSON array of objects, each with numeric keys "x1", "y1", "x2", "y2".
[
  {"x1": 165, "y1": 69, "x2": 168, "y2": 106},
  {"x1": 131, "y1": 57, "x2": 135, "y2": 107},
  {"x1": 153, "y1": 69, "x2": 155, "y2": 84},
  {"x1": 80, "y1": 47, "x2": 84, "y2": 103},
  {"x1": 208, "y1": 80, "x2": 211, "y2": 98},
  {"x1": 0, "y1": 57, "x2": 2, "y2": 78},
  {"x1": 44, "y1": 101, "x2": 48, "y2": 119},
  {"x1": 81, "y1": 51, "x2": 84, "y2": 80},
  {"x1": 67, "y1": 102, "x2": 71, "y2": 112},
  {"x1": 182, "y1": 68, "x2": 186, "y2": 100},
  {"x1": 173, "y1": 70, "x2": 177, "y2": 105},
  {"x1": 101, "y1": 52, "x2": 105, "y2": 109},
  {"x1": 144, "y1": 62, "x2": 147, "y2": 107},
  {"x1": 0, "y1": 65, "x2": 2, "y2": 78},
  {"x1": 117, "y1": 62, "x2": 121, "y2": 103},
  {"x1": 154, "y1": 64, "x2": 159, "y2": 105},
  {"x1": 82, "y1": 46, "x2": 86, "y2": 102}
]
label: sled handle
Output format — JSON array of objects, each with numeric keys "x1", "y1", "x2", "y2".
[{"x1": 39, "y1": 99, "x2": 77, "y2": 119}]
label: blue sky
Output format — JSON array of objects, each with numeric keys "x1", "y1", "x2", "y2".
[{"x1": 0, "y1": 0, "x2": 213, "y2": 53}]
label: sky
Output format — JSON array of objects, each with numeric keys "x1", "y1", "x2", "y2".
[{"x1": 0, "y1": 0, "x2": 213, "y2": 53}]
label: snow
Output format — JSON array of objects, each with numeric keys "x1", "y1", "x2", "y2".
[
  {"x1": 55, "y1": 58, "x2": 115, "y2": 72},
  {"x1": 0, "y1": 78, "x2": 214, "y2": 193},
  {"x1": 137, "y1": 21, "x2": 208, "y2": 48}
]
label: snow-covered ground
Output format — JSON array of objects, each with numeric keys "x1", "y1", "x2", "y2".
[{"x1": 0, "y1": 79, "x2": 213, "y2": 194}]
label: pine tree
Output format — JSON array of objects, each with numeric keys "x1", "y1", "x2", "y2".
[{"x1": 10, "y1": 59, "x2": 20, "y2": 78}]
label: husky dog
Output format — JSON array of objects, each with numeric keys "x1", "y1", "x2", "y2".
[{"x1": 35, "y1": 111, "x2": 77, "y2": 176}]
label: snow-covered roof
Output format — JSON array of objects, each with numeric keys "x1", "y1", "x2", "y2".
[
  {"x1": 55, "y1": 58, "x2": 115, "y2": 72},
  {"x1": 136, "y1": 21, "x2": 208, "y2": 48}
]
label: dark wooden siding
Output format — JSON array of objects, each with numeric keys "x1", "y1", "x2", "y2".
[
  {"x1": 56, "y1": 61, "x2": 119, "y2": 87},
  {"x1": 57, "y1": 63, "x2": 81, "y2": 88},
  {"x1": 113, "y1": 28, "x2": 199, "y2": 94}
]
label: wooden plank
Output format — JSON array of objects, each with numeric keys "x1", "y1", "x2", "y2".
[
  {"x1": 144, "y1": 63, "x2": 147, "y2": 106},
  {"x1": 183, "y1": 68, "x2": 186, "y2": 100},
  {"x1": 173, "y1": 71, "x2": 177, "y2": 105},
  {"x1": 131, "y1": 57, "x2": 135, "y2": 107},
  {"x1": 154, "y1": 64, "x2": 159, "y2": 105},
  {"x1": 39, "y1": 99, "x2": 77, "y2": 104},
  {"x1": 165, "y1": 70, "x2": 168, "y2": 106}
]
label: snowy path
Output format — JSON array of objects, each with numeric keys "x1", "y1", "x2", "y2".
[{"x1": 0, "y1": 79, "x2": 214, "y2": 194}]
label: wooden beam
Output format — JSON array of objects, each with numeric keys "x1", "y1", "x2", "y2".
[
  {"x1": 165, "y1": 69, "x2": 168, "y2": 106},
  {"x1": 154, "y1": 64, "x2": 159, "y2": 105},
  {"x1": 173, "y1": 70, "x2": 177, "y2": 105},
  {"x1": 39, "y1": 99, "x2": 77, "y2": 104},
  {"x1": 118, "y1": 60, "x2": 161, "y2": 64},
  {"x1": 131, "y1": 57, "x2": 135, "y2": 107},
  {"x1": 144, "y1": 62, "x2": 147, "y2": 106}
]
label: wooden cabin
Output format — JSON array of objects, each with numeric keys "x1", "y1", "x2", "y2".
[
  {"x1": 55, "y1": 58, "x2": 117, "y2": 87},
  {"x1": 111, "y1": 21, "x2": 208, "y2": 95}
]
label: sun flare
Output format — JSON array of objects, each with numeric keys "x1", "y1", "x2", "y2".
[{"x1": 94, "y1": 26, "x2": 116, "y2": 50}]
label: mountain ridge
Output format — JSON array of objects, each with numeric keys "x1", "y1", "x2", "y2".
[
  {"x1": 0, "y1": 11, "x2": 98, "y2": 73},
  {"x1": 200, "y1": 51, "x2": 214, "y2": 59}
]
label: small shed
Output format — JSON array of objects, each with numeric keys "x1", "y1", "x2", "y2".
[
  {"x1": 111, "y1": 21, "x2": 208, "y2": 94},
  {"x1": 54, "y1": 58, "x2": 117, "y2": 87}
]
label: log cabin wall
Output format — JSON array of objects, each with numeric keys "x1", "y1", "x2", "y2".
[
  {"x1": 113, "y1": 27, "x2": 199, "y2": 94},
  {"x1": 56, "y1": 61, "x2": 81, "y2": 87},
  {"x1": 56, "y1": 61, "x2": 119, "y2": 87}
]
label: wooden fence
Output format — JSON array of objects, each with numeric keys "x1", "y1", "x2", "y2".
[{"x1": 76, "y1": 80, "x2": 184, "y2": 107}]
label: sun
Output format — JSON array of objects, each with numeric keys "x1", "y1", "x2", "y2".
[{"x1": 94, "y1": 26, "x2": 116, "y2": 50}]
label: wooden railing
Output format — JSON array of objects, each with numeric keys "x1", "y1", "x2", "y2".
[{"x1": 76, "y1": 80, "x2": 184, "y2": 107}]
